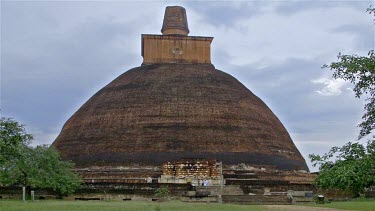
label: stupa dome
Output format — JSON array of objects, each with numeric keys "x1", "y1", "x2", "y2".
[
  {"x1": 53, "y1": 63, "x2": 308, "y2": 171},
  {"x1": 52, "y1": 6, "x2": 308, "y2": 171}
]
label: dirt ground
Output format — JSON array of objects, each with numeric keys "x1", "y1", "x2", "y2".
[{"x1": 264, "y1": 205, "x2": 358, "y2": 211}]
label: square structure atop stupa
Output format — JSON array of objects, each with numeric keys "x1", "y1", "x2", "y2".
[{"x1": 141, "y1": 6, "x2": 213, "y2": 65}]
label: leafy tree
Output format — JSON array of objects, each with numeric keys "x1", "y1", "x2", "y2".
[
  {"x1": 0, "y1": 118, "x2": 81, "y2": 197},
  {"x1": 311, "y1": 6, "x2": 375, "y2": 196},
  {"x1": 322, "y1": 6, "x2": 375, "y2": 139},
  {"x1": 0, "y1": 118, "x2": 32, "y2": 166},
  {"x1": 0, "y1": 118, "x2": 32, "y2": 185},
  {"x1": 323, "y1": 51, "x2": 375, "y2": 139},
  {"x1": 309, "y1": 141, "x2": 375, "y2": 196},
  {"x1": 31, "y1": 145, "x2": 81, "y2": 196}
]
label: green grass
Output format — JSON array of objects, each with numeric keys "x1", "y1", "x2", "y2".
[
  {"x1": 303, "y1": 198, "x2": 375, "y2": 211},
  {"x1": 1, "y1": 199, "x2": 374, "y2": 211},
  {"x1": 0, "y1": 200, "x2": 268, "y2": 211}
]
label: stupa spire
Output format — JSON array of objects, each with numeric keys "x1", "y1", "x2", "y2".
[
  {"x1": 141, "y1": 5, "x2": 213, "y2": 64},
  {"x1": 161, "y1": 6, "x2": 189, "y2": 35}
]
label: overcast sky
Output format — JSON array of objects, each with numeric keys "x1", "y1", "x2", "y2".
[{"x1": 1, "y1": 0, "x2": 374, "y2": 171}]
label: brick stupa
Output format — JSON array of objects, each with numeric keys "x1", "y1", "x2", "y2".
[{"x1": 53, "y1": 6, "x2": 309, "y2": 183}]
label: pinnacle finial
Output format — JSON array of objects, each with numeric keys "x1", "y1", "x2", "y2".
[{"x1": 161, "y1": 6, "x2": 189, "y2": 36}]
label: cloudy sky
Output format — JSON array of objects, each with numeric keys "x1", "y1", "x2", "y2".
[{"x1": 1, "y1": 0, "x2": 374, "y2": 171}]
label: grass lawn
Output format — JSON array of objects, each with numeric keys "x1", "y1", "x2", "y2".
[
  {"x1": 0, "y1": 200, "x2": 268, "y2": 211},
  {"x1": 303, "y1": 198, "x2": 375, "y2": 211},
  {"x1": 1, "y1": 199, "x2": 374, "y2": 211}
]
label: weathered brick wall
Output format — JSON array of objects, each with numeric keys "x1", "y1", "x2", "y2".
[
  {"x1": 223, "y1": 168, "x2": 315, "y2": 183},
  {"x1": 142, "y1": 35, "x2": 213, "y2": 64},
  {"x1": 163, "y1": 158, "x2": 220, "y2": 178},
  {"x1": 222, "y1": 195, "x2": 290, "y2": 205},
  {"x1": 77, "y1": 183, "x2": 191, "y2": 196},
  {"x1": 75, "y1": 166, "x2": 162, "y2": 184},
  {"x1": 53, "y1": 64, "x2": 308, "y2": 171}
]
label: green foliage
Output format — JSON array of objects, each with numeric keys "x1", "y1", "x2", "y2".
[
  {"x1": 0, "y1": 118, "x2": 32, "y2": 185},
  {"x1": 0, "y1": 118, "x2": 81, "y2": 196},
  {"x1": 154, "y1": 185, "x2": 170, "y2": 198},
  {"x1": 322, "y1": 6, "x2": 375, "y2": 139},
  {"x1": 314, "y1": 5, "x2": 375, "y2": 197},
  {"x1": 322, "y1": 51, "x2": 375, "y2": 139},
  {"x1": 309, "y1": 140, "x2": 375, "y2": 195},
  {"x1": 28, "y1": 145, "x2": 82, "y2": 196},
  {"x1": 0, "y1": 118, "x2": 32, "y2": 166}
]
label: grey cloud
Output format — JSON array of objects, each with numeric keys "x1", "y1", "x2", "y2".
[
  {"x1": 186, "y1": 1, "x2": 269, "y2": 27},
  {"x1": 221, "y1": 58, "x2": 363, "y2": 140},
  {"x1": 1, "y1": 2, "x2": 151, "y2": 143},
  {"x1": 214, "y1": 57, "x2": 364, "y2": 171},
  {"x1": 275, "y1": 1, "x2": 371, "y2": 16},
  {"x1": 333, "y1": 23, "x2": 374, "y2": 51}
]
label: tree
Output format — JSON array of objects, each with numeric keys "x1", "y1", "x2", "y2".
[
  {"x1": 309, "y1": 141, "x2": 375, "y2": 196},
  {"x1": 0, "y1": 118, "x2": 32, "y2": 166},
  {"x1": 323, "y1": 51, "x2": 375, "y2": 139},
  {"x1": 28, "y1": 145, "x2": 81, "y2": 196},
  {"x1": 311, "y1": 6, "x2": 375, "y2": 196},
  {"x1": 322, "y1": 6, "x2": 375, "y2": 139},
  {"x1": 0, "y1": 118, "x2": 32, "y2": 185},
  {"x1": 0, "y1": 118, "x2": 81, "y2": 197}
]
